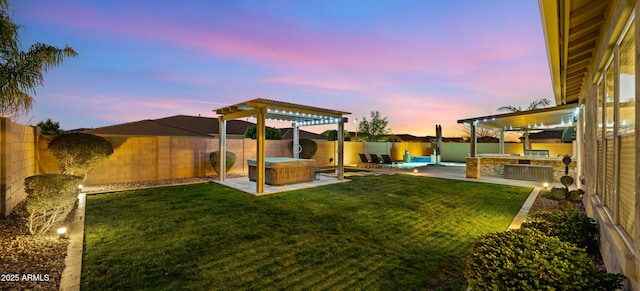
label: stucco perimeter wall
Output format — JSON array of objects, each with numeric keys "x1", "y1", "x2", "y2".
[{"x1": 0, "y1": 118, "x2": 38, "y2": 217}]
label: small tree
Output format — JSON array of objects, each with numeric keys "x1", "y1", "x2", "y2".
[
  {"x1": 24, "y1": 174, "x2": 82, "y2": 235},
  {"x1": 326, "y1": 129, "x2": 350, "y2": 141},
  {"x1": 36, "y1": 118, "x2": 63, "y2": 135},
  {"x1": 458, "y1": 124, "x2": 500, "y2": 142},
  {"x1": 358, "y1": 110, "x2": 390, "y2": 142},
  {"x1": 497, "y1": 98, "x2": 552, "y2": 150},
  {"x1": 48, "y1": 133, "x2": 114, "y2": 181},
  {"x1": 243, "y1": 126, "x2": 282, "y2": 140}
]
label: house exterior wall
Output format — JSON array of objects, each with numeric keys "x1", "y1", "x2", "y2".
[
  {"x1": 0, "y1": 118, "x2": 38, "y2": 217},
  {"x1": 569, "y1": 1, "x2": 639, "y2": 288}
]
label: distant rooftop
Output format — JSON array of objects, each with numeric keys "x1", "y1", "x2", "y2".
[{"x1": 81, "y1": 115, "x2": 253, "y2": 137}]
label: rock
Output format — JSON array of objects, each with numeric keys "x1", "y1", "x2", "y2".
[{"x1": 550, "y1": 187, "x2": 566, "y2": 200}]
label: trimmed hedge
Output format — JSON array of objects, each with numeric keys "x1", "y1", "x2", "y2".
[
  {"x1": 24, "y1": 174, "x2": 82, "y2": 235},
  {"x1": 522, "y1": 210, "x2": 598, "y2": 253},
  {"x1": 48, "y1": 133, "x2": 114, "y2": 180},
  {"x1": 465, "y1": 228, "x2": 625, "y2": 290},
  {"x1": 289, "y1": 138, "x2": 317, "y2": 159},
  {"x1": 209, "y1": 151, "x2": 236, "y2": 174}
]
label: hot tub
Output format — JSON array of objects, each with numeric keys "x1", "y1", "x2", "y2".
[{"x1": 247, "y1": 158, "x2": 316, "y2": 186}]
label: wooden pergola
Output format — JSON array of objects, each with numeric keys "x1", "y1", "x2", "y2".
[{"x1": 213, "y1": 98, "x2": 351, "y2": 193}]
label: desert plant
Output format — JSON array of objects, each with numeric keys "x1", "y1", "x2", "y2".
[
  {"x1": 289, "y1": 138, "x2": 317, "y2": 159},
  {"x1": 48, "y1": 133, "x2": 114, "y2": 181},
  {"x1": 209, "y1": 151, "x2": 236, "y2": 174},
  {"x1": 465, "y1": 228, "x2": 625, "y2": 290},
  {"x1": 522, "y1": 210, "x2": 598, "y2": 252},
  {"x1": 24, "y1": 174, "x2": 82, "y2": 235}
]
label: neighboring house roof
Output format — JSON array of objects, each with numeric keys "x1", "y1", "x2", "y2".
[
  {"x1": 390, "y1": 134, "x2": 423, "y2": 142},
  {"x1": 442, "y1": 137, "x2": 464, "y2": 142},
  {"x1": 81, "y1": 115, "x2": 254, "y2": 137},
  {"x1": 477, "y1": 136, "x2": 500, "y2": 143},
  {"x1": 520, "y1": 128, "x2": 575, "y2": 143},
  {"x1": 154, "y1": 115, "x2": 253, "y2": 135},
  {"x1": 279, "y1": 128, "x2": 327, "y2": 140}
]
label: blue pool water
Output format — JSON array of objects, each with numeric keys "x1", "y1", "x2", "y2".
[
  {"x1": 410, "y1": 156, "x2": 432, "y2": 163},
  {"x1": 394, "y1": 156, "x2": 465, "y2": 169}
]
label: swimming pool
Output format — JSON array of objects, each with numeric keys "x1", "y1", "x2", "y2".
[{"x1": 393, "y1": 156, "x2": 465, "y2": 169}]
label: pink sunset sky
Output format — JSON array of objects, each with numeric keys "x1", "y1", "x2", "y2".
[{"x1": 13, "y1": 0, "x2": 553, "y2": 137}]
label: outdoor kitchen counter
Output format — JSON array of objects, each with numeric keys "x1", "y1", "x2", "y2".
[{"x1": 465, "y1": 155, "x2": 576, "y2": 182}]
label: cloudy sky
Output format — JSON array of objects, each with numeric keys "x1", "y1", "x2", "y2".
[{"x1": 12, "y1": 0, "x2": 553, "y2": 136}]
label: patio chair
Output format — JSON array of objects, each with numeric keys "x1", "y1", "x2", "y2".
[
  {"x1": 381, "y1": 154, "x2": 400, "y2": 169},
  {"x1": 369, "y1": 154, "x2": 383, "y2": 168},
  {"x1": 358, "y1": 153, "x2": 372, "y2": 168}
]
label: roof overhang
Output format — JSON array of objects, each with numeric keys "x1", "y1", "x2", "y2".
[
  {"x1": 213, "y1": 98, "x2": 351, "y2": 126},
  {"x1": 539, "y1": 0, "x2": 610, "y2": 105},
  {"x1": 457, "y1": 103, "x2": 580, "y2": 131}
]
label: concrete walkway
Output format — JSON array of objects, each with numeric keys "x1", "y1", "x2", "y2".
[
  {"x1": 58, "y1": 193, "x2": 86, "y2": 291},
  {"x1": 57, "y1": 165, "x2": 550, "y2": 290},
  {"x1": 215, "y1": 175, "x2": 350, "y2": 196}
]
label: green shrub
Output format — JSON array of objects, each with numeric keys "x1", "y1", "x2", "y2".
[
  {"x1": 209, "y1": 151, "x2": 236, "y2": 174},
  {"x1": 289, "y1": 138, "x2": 317, "y2": 159},
  {"x1": 465, "y1": 228, "x2": 624, "y2": 290},
  {"x1": 243, "y1": 126, "x2": 282, "y2": 140},
  {"x1": 24, "y1": 174, "x2": 82, "y2": 235},
  {"x1": 48, "y1": 133, "x2": 114, "y2": 180},
  {"x1": 36, "y1": 118, "x2": 64, "y2": 135},
  {"x1": 522, "y1": 210, "x2": 598, "y2": 252}
]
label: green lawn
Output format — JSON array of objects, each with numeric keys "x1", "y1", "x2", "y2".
[{"x1": 81, "y1": 175, "x2": 531, "y2": 290}]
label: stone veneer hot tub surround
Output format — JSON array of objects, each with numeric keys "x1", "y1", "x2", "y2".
[{"x1": 465, "y1": 155, "x2": 576, "y2": 182}]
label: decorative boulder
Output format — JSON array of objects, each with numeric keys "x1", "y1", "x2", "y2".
[{"x1": 550, "y1": 187, "x2": 566, "y2": 200}]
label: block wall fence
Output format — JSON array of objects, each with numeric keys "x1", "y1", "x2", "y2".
[
  {"x1": 2, "y1": 123, "x2": 574, "y2": 216},
  {"x1": 0, "y1": 118, "x2": 39, "y2": 217}
]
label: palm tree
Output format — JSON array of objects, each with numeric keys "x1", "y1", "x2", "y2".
[
  {"x1": 0, "y1": 0, "x2": 77, "y2": 118},
  {"x1": 497, "y1": 98, "x2": 552, "y2": 150}
]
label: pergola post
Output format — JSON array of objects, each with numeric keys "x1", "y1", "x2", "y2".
[
  {"x1": 256, "y1": 107, "x2": 266, "y2": 193},
  {"x1": 470, "y1": 121, "x2": 477, "y2": 157},
  {"x1": 337, "y1": 119, "x2": 345, "y2": 180},
  {"x1": 293, "y1": 122, "x2": 300, "y2": 159},
  {"x1": 499, "y1": 130, "x2": 505, "y2": 154},
  {"x1": 218, "y1": 117, "x2": 227, "y2": 181}
]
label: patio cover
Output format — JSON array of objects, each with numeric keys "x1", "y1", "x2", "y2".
[
  {"x1": 213, "y1": 98, "x2": 350, "y2": 193},
  {"x1": 457, "y1": 103, "x2": 580, "y2": 156}
]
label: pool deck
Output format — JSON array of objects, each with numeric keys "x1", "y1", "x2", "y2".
[{"x1": 59, "y1": 164, "x2": 554, "y2": 291}]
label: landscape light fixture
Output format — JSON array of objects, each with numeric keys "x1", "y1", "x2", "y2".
[
  {"x1": 57, "y1": 227, "x2": 69, "y2": 239},
  {"x1": 413, "y1": 169, "x2": 418, "y2": 175},
  {"x1": 543, "y1": 182, "x2": 549, "y2": 189}
]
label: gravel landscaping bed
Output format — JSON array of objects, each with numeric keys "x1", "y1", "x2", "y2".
[{"x1": 0, "y1": 201, "x2": 70, "y2": 291}]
